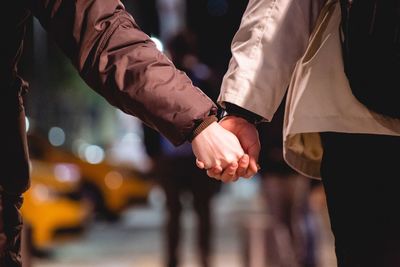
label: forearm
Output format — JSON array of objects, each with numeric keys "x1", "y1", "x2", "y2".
[
  {"x1": 25, "y1": 0, "x2": 217, "y2": 145},
  {"x1": 219, "y1": 0, "x2": 326, "y2": 121}
]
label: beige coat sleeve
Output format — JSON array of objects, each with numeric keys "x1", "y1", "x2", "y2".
[{"x1": 218, "y1": 0, "x2": 326, "y2": 121}]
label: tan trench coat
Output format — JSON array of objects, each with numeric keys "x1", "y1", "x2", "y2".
[{"x1": 219, "y1": 0, "x2": 400, "y2": 179}]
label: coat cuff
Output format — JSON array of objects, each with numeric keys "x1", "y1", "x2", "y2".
[{"x1": 188, "y1": 115, "x2": 218, "y2": 142}]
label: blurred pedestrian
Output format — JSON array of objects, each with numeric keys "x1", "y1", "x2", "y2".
[
  {"x1": 145, "y1": 132, "x2": 221, "y2": 267},
  {"x1": 143, "y1": 31, "x2": 222, "y2": 267}
]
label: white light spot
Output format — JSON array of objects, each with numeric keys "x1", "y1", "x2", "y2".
[
  {"x1": 48, "y1": 127, "x2": 65, "y2": 146},
  {"x1": 25, "y1": 117, "x2": 30, "y2": 133},
  {"x1": 150, "y1": 36, "x2": 164, "y2": 52},
  {"x1": 84, "y1": 145, "x2": 105, "y2": 164},
  {"x1": 54, "y1": 163, "x2": 80, "y2": 182}
]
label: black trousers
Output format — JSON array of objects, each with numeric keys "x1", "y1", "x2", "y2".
[
  {"x1": 156, "y1": 155, "x2": 220, "y2": 267},
  {"x1": 0, "y1": 192, "x2": 23, "y2": 267},
  {"x1": 320, "y1": 132, "x2": 400, "y2": 267}
]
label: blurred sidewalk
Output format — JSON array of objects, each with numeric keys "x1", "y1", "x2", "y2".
[{"x1": 33, "y1": 176, "x2": 335, "y2": 267}]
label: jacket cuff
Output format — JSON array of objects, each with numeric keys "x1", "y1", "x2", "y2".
[
  {"x1": 188, "y1": 115, "x2": 218, "y2": 142},
  {"x1": 221, "y1": 102, "x2": 265, "y2": 125}
]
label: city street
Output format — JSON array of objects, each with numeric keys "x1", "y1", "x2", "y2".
[{"x1": 32, "y1": 179, "x2": 336, "y2": 267}]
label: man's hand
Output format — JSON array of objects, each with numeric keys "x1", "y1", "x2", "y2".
[
  {"x1": 217, "y1": 115, "x2": 261, "y2": 179},
  {"x1": 191, "y1": 122, "x2": 249, "y2": 182}
]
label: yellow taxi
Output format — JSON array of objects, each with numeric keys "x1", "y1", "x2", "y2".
[
  {"x1": 21, "y1": 159, "x2": 88, "y2": 249},
  {"x1": 27, "y1": 134, "x2": 153, "y2": 221}
]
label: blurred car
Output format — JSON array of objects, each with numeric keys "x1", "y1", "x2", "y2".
[
  {"x1": 27, "y1": 133, "x2": 153, "y2": 221},
  {"x1": 21, "y1": 159, "x2": 88, "y2": 252}
]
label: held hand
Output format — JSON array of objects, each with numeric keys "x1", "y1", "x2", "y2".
[
  {"x1": 191, "y1": 122, "x2": 248, "y2": 182},
  {"x1": 219, "y1": 116, "x2": 261, "y2": 178}
]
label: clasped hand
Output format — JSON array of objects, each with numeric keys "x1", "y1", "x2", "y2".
[{"x1": 191, "y1": 116, "x2": 260, "y2": 182}]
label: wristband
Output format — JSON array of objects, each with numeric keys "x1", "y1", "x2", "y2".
[
  {"x1": 188, "y1": 115, "x2": 218, "y2": 142},
  {"x1": 219, "y1": 103, "x2": 264, "y2": 125}
]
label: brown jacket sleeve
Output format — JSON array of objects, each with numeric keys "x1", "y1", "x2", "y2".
[{"x1": 24, "y1": 0, "x2": 217, "y2": 145}]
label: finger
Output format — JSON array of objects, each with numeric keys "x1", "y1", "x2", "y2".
[
  {"x1": 243, "y1": 157, "x2": 259, "y2": 178},
  {"x1": 242, "y1": 143, "x2": 261, "y2": 178},
  {"x1": 207, "y1": 170, "x2": 221, "y2": 180},
  {"x1": 220, "y1": 162, "x2": 239, "y2": 183},
  {"x1": 196, "y1": 158, "x2": 205, "y2": 169},
  {"x1": 236, "y1": 154, "x2": 249, "y2": 177},
  {"x1": 247, "y1": 141, "x2": 261, "y2": 165},
  {"x1": 206, "y1": 166, "x2": 223, "y2": 179}
]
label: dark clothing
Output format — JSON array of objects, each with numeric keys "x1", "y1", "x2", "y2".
[
  {"x1": 0, "y1": 193, "x2": 23, "y2": 267},
  {"x1": 321, "y1": 132, "x2": 400, "y2": 267},
  {"x1": 3, "y1": 84, "x2": 31, "y2": 195}
]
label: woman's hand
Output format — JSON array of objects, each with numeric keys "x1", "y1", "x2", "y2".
[{"x1": 191, "y1": 122, "x2": 248, "y2": 182}]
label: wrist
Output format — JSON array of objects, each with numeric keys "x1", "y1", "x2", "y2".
[
  {"x1": 189, "y1": 115, "x2": 218, "y2": 142},
  {"x1": 219, "y1": 115, "x2": 255, "y2": 133}
]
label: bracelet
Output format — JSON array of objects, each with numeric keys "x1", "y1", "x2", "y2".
[{"x1": 188, "y1": 115, "x2": 218, "y2": 142}]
